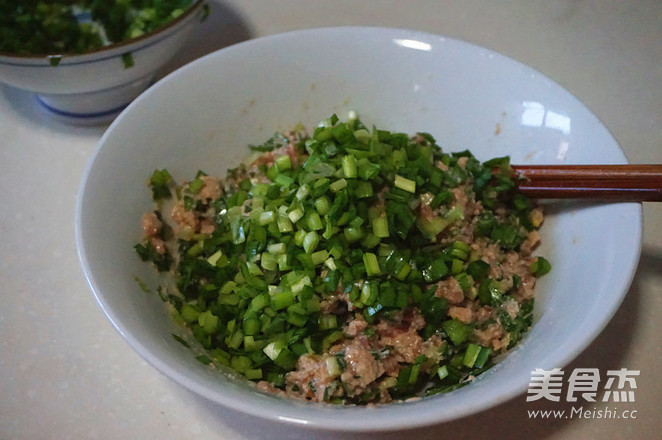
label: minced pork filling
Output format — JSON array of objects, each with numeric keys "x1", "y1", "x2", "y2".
[{"x1": 135, "y1": 113, "x2": 550, "y2": 404}]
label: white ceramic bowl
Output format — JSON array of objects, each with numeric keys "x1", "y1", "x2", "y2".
[
  {"x1": 0, "y1": 1, "x2": 205, "y2": 123},
  {"x1": 76, "y1": 27, "x2": 641, "y2": 431}
]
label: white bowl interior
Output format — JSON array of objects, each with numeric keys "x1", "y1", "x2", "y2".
[{"x1": 76, "y1": 27, "x2": 641, "y2": 430}]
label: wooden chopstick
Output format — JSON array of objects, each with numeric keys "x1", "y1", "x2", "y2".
[{"x1": 512, "y1": 164, "x2": 662, "y2": 201}]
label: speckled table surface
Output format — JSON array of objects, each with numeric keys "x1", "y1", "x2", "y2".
[{"x1": 1, "y1": 1, "x2": 660, "y2": 439}]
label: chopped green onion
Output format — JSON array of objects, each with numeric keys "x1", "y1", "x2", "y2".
[
  {"x1": 245, "y1": 368, "x2": 263, "y2": 380},
  {"x1": 371, "y1": 216, "x2": 389, "y2": 238},
  {"x1": 344, "y1": 226, "x2": 364, "y2": 243},
  {"x1": 474, "y1": 346, "x2": 491, "y2": 369},
  {"x1": 529, "y1": 256, "x2": 552, "y2": 277},
  {"x1": 465, "y1": 259, "x2": 490, "y2": 280},
  {"x1": 342, "y1": 154, "x2": 358, "y2": 178},
  {"x1": 394, "y1": 175, "x2": 416, "y2": 193},
  {"x1": 303, "y1": 231, "x2": 320, "y2": 254},
  {"x1": 325, "y1": 356, "x2": 342, "y2": 378},
  {"x1": 443, "y1": 319, "x2": 469, "y2": 345},
  {"x1": 360, "y1": 281, "x2": 379, "y2": 306},
  {"x1": 363, "y1": 252, "x2": 381, "y2": 277},
  {"x1": 277, "y1": 215, "x2": 294, "y2": 232},
  {"x1": 314, "y1": 196, "x2": 331, "y2": 215},
  {"x1": 288, "y1": 207, "x2": 304, "y2": 223},
  {"x1": 271, "y1": 291, "x2": 295, "y2": 310},
  {"x1": 258, "y1": 210, "x2": 275, "y2": 225},
  {"x1": 306, "y1": 212, "x2": 324, "y2": 231},
  {"x1": 311, "y1": 249, "x2": 329, "y2": 266},
  {"x1": 275, "y1": 154, "x2": 292, "y2": 171},
  {"x1": 295, "y1": 183, "x2": 310, "y2": 201},
  {"x1": 267, "y1": 242, "x2": 286, "y2": 254},
  {"x1": 319, "y1": 314, "x2": 338, "y2": 330},
  {"x1": 136, "y1": 113, "x2": 548, "y2": 404},
  {"x1": 330, "y1": 178, "x2": 348, "y2": 192},
  {"x1": 462, "y1": 343, "x2": 482, "y2": 367},
  {"x1": 274, "y1": 173, "x2": 294, "y2": 187},
  {"x1": 188, "y1": 178, "x2": 204, "y2": 194},
  {"x1": 450, "y1": 259, "x2": 464, "y2": 275},
  {"x1": 180, "y1": 304, "x2": 199, "y2": 323},
  {"x1": 263, "y1": 341, "x2": 283, "y2": 360}
]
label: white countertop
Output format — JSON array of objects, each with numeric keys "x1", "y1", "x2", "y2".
[{"x1": 1, "y1": 1, "x2": 660, "y2": 439}]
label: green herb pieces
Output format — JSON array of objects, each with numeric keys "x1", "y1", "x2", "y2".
[
  {"x1": 0, "y1": 1, "x2": 196, "y2": 56},
  {"x1": 529, "y1": 256, "x2": 552, "y2": 277},
  {"x1": 135, "y1": 241, "x2": 172, "y2": 272},
  {"x1": 135, "y1": 113, "x2": 551, "y2": 405},
  {"x1": 148, "y1": 169, "x2": 173, "y2": 200},
  {"x1": 121, "y1": 52, "x2": 134, "y2": 69}
]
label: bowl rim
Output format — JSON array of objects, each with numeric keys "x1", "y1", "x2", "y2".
[
  {"x1": 76, "y1": 25, "x2": 644, "y2": 431},
  {"x1": 0, "y1": 0, "x2": 204, "y2": 60}
]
